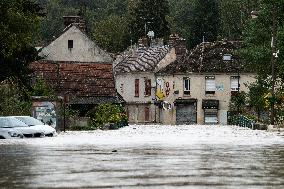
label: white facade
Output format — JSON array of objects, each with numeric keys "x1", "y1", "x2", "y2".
[
  {"x1": 156, "y1": 73, "x2": 257, "y2": 125},
  {"x1": 114, "y1": 46, "x2": 176, "y2": 124},
  {"x1": 39, "y1": 26, "x2": 112, "y2": 63}
]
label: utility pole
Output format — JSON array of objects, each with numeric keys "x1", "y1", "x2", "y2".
[
  {"x1": 251, "y1": 8, "x2": 279, "y2": 125},
  {"x1": 270, "y1": 8, "x2": 277, "y2": 125}
]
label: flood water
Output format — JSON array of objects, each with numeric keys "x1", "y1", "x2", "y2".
[{"x1": 0, "y1": 125, "x2": 284, "y2": 189}]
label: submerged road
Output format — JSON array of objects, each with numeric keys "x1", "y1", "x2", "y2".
[{"x1": 0, "y1": 125, "x2": 284, "y2": 188}]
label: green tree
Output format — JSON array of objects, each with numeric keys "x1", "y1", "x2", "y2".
[
  {"x1": 39, "y1": 0, "x2": 78, "y2": 43},
  {"x1": 229, "y1": 91, "x2": 247, "y2": 113},
  {"x1": 129, "y1": 0, "x2": 170, "y2": 42},
  {"x1": 0, "y1": 81, "x2": 31, "y2": 116},
  {"x1": 0, "y1": 0, "x2": 42, "y2": 86},
  {"x1": 88, "y1": 103, "x2": 128, "y2": 129},
  {"x1": 189, "y1": 0, "x2": 221, "y2": 48},
  {"x1": 241, "y1": 0, "x2": 284, "y2": 124},
  {"x1": 31, "y1": 78, "x2": 55, "y2": 96},
  {"x1": 246, "y1": 77, "x2": 269, "y2": 121},
  {"x1": 242, "y1": 0, "x2": 284, "y2": 77},
  {"x1": 93, "y1": 15, "x2": 130, "y2": 53},
  {"x1": 219, "y1": 0, "x2": 260, "y2": 40},
  {"x1": 168, "y1": 0, "x2": 194, "y2": 48}
]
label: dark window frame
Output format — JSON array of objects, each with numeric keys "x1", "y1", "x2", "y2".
[
  {"x1": 68, "y1": 40, "x2": 73, "y2": 49},
  {"x1": 183, "y1": 77, "x2": 190, "y2": 95}
]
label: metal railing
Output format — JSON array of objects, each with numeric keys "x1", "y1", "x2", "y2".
[{"x1": 228, "y1": 112, "x2": 254, "y2": 129}]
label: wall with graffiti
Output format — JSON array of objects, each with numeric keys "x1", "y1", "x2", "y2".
[{"x1": 32, "y1": 101, "x2": 57, "y2": 128}]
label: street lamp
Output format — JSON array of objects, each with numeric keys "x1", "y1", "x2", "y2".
[{"x1": 251, "y1": 10, "x2": 279, "y2": 125}]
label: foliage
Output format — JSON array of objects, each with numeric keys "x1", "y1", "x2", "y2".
[
  {"x1": 121, "y1": 0, "x2": 170, "y2": 43},
  {"x1": 92, "y1": 15, "x2": 130, "y2": 53},
  {"x1": 39, "y1": 0, "x2": 78, "y2": 43},
  {"x1": 0, "y1": 0, "x2": 42, "y2": 57},
  {"x1": 0, "y1": 0, "x2": 42, "y2": 86},
  {"x1": 88, "y1": 103, "x2": 128, "y2": 130},
  {"x1": 241, "y1": 0, "x2": 284, "y2": 124},
  {"x1": 229, "y1": 91, "x2": 247, "y2": 113},
  {"x1": 31, "y1": 78, "x2": 55, "y2": 96},
  {"x1": 218, "y1": 0, "x2": 260, "y2": 40},
  {"x1": 0, "y1": 81, "x2": 31, "y2": 116},
  {"x1": 189, "y1": 0, "x2": 221, "y2": 48},
  {"x1": 242, "y1": 0, "x2": 284, "y2": 78}
]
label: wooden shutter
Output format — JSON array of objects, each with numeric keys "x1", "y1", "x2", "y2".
[
  {"x1": 144, "y1": 106, "x2": 150, "y2": 122},
  {"x1": 135, "y1": 79, "x2": 139, "y2": 97},
  {"x1": 145, "y1": 79, "x2": 151, "y2": 96}
]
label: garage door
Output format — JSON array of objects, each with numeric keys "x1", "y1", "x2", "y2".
[{"x1": 176, "y1": 103, "x2": 197, "y2": 125}]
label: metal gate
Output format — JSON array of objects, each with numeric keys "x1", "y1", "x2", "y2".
[{"x1": 176, "y1": 103, "x2": 197, "y2": 125}]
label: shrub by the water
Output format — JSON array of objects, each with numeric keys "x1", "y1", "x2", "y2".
[{"x1": 88, "y1": 103, "x2": 128, "y2": 130}]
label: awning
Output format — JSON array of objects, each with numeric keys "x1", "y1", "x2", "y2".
[
  {"x1": 202, "y1": 100, "x2": 219, "y2": 109},
  {"x1": 174, "y1": 98, "x2": 197, "y2": 105},
  {"x1": 69, "y1": 96, "x2": 124, "y2": 105}
]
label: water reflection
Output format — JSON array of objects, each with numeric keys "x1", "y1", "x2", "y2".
[
  {"x1": 1, "y1": 144, "x2": 283, "y2": 188},
  {"x1": 0, "y1": 145, "x2": 33, "y2": 188}
]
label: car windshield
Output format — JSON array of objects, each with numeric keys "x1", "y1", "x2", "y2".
[
  {"x1": 14, "y1": 117, "x2": 44, "y2": 126},
  {"x1": 0, "y1": 117, "x2": 28, "y2": 128}
]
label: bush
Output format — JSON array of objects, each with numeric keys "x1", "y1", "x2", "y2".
[{"x1": 88, "y1": 103, "x2": 128, "y2": 130}]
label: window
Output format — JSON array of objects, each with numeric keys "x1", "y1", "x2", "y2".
[
  {"x1": 230, "y1": 76, "x2": 239, "y2": 91},
  {"x1": 223, "y1": 54, "x2": 232, "y2": 61},
  {"x1": 144, "y1": 79, "x2": 151, "y2": 96},
  {"x1": 120, "y1": 84, "x2": 124, "y2": 94},
  {"x1": 183, "y1": 77, "x2": 190, "y2": 95},
  {"x1": 135, "y1": 79, "x2": 139, "y2": 97},
  {"x1": 205, "y1": 76, "x2": 215, "y2": 94},
  {"x1": 204, "y1": 110, "x2": 218, "y2": 124},
  {"x1": 68, "y1": 40, "x2": 73, "y2": 49}
]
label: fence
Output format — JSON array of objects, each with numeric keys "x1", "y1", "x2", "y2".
[{"x1": 227, "y1": 111, "x2": 254, "y2": 129}]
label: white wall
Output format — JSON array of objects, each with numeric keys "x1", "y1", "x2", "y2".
[
  {"x1": 156, "y1": 73, "x2": 257, "y2": 125},
  {"x1": 116, "y1": 72, "x2": 157, "y2": 123},
  {"x1": 39, "y1": 26, "x2": 112, "y2": 63}
]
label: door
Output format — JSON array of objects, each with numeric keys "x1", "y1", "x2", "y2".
[{"x1": 176, "y1": 103, "x2": 197, "y2": 125}]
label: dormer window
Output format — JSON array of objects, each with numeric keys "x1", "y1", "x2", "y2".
[
  {"x1": 68, "y1": 40, "x2": 73, "y2": 49},
  {"x1": 223, "y1": 54, "x2": 232, "y2": 61}
]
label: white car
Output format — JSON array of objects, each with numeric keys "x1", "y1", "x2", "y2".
[
  {"x1": 13, "y1": 116, "x2": 57, "y2": 137},
  {"x1": 0, "y1": 117, "x2": 44, "y2": 139}
]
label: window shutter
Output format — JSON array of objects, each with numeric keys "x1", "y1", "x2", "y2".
[
  {"x1": 135, "y1": 79, "x2": 139, "y2": 97},
  {"x1": 231, "y1": 77, "x2": 239, "y2": 91},
  {"x1": 206, "y1": 78, "x2": 215, "y2": 91},
  {"x1": 145, "y1": 79, "x2": 151, "y2": 96}
]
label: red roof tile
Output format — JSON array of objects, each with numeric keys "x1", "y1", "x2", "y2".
[{"x1": 30, "y1": 60, "x2": 117, "y2": 98}]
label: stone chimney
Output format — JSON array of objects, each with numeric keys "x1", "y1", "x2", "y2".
[
  {"x1": 138, "y1": 37, "x2": 150, "y2": 47},
  {"x1": 169, "y1": 34, "x2": 187, "y2": 57},
  {"x1": 63, "y1": 16, "x2": 86, "y2": 32}
]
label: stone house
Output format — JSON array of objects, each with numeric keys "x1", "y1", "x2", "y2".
[
  {"x1": 114, "y1": 35, "x2": 185, "y2": 123},
  {"x1": 156, "y1": 40, "x2": 256, "y2": 125},
  {"x1": 31, "y1": 16, "x2": 123, "y2": 117}
]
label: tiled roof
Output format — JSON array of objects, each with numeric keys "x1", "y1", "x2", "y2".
[
  {"x1": 114, "y1": 45, "x2": 170, "y2": 73},
  {"x1": 30, "y1": 60, "x2": 122, "y2": 104},
  {"x1": 159, "y1": 41, "x2": 253, "y2": 74}
]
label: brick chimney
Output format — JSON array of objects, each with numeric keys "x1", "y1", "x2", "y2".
[
  {"x1": 63, "y1": 16, "x2": 86, "y2": 32},
  {"x1": 138, "y1": 37, "x2": 150, "y2": 47},
  {"x1": 169, "y1": 34, "x2": 187, "y2": 57}
]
